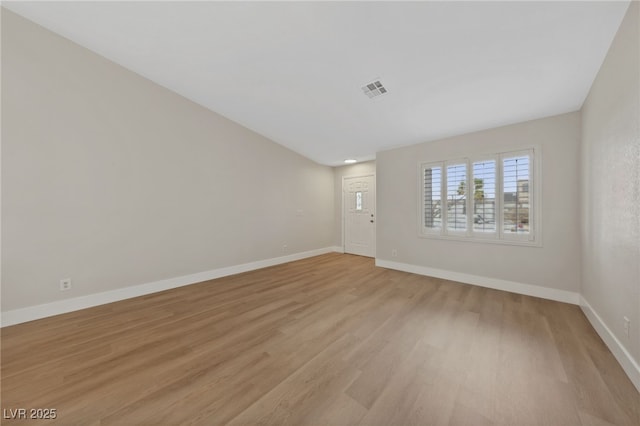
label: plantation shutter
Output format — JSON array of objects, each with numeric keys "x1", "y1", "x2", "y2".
[
  {"x1": 472, "y1": 160, "x2": 496, "y2": 233},
  {"x1": 446, "y1": 163, "x2": 467, "y2": 232},
  {"x1": 423, "y1": 165, "x2": 442, "y2": 230},
  {"x1": 502, "y1": 154, "x2": 531, "y2": 235}
]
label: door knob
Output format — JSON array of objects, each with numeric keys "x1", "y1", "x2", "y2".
[{"x1": 370, "y1": 220, "x2": 374, "y2": 223}]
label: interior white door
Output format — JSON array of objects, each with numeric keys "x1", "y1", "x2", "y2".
[{"x1": 344, "y1": 175, "x2": 376, "y2": 257}]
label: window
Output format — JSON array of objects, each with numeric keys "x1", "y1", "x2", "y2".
[
  {"x1": 423, "y1": 165, "x2": 442, "y2": 231},
  {"x1": 419, "y1": 148, "x2": 538, "y2": 245},
  {"x1": 446, "y1": 163, "x2": 467, "y2": 232},
  {"x1": 355, "y1": 191, "x2": 363, "y2": 211},
  {"x1": 502, "y1": 155, "x2": 530, "y2": 236},
  {"x1": 472, "y1": 160, "x2": 496, "y2": 233}
]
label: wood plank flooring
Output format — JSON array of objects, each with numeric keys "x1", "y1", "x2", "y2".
[{"x1": 1, "y1": 253, "x2": 638, "y2": 425}]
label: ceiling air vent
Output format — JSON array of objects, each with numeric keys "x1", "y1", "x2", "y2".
[{"x1": 361, "y1": 80, "x2": 388, "y2": 99}]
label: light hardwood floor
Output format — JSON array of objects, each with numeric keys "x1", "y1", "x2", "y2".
[{"x1": 1, "y1": 253, "x2": 638, "y2": 425}]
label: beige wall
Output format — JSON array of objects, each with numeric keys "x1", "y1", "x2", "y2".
[
  {"x1": 377, "y1": 112, "x2": 581, "y2": 293},
  {"x1": 332, "y1": 161, "x2": 376, "y2": 248},
  {"x1": 581, "y1": 2, "x2": 639, "y2": 365},
  {"x1": 1, "y1": 10, "x2": 334, "y2": 311}
]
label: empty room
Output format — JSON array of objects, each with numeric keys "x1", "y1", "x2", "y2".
[{"x1": 1, "y1": 1, "x2": 638, "y2": 425}]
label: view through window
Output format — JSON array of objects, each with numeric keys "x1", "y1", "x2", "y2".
[{"x1": 420, "y1": 149, "x2": 536, "y2": 244}]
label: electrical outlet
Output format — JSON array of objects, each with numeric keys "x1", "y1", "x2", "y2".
[
  {"x1": 59, "y1": 278, "x2": 72, "y2": 291},
  {"x1": 623, "y1": 316, "x2": 630, "y2": 338},
  {"x1": 391, "y1": 248, "x2": 398, "y2": 257},
  {"x1": 282, "y1": 244, "x2": 288, "y2": 253}
]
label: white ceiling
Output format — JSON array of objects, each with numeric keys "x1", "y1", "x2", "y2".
[{"x1": 3, "y1": 1, "x2": 630, "y2": 166}]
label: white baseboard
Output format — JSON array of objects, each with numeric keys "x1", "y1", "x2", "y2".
[
  {"x1": 580, "y1": 297, "x2": 640, "y2": 392},
  {"x1": 331, "y1": 245, "x2": 345, "y2": 253},
  {"x1": 375, "y1": 259, "x2": 581, "y2": 305},
  {"x1": 1, "y1": 247, "x2": 336, "y2": 327}
]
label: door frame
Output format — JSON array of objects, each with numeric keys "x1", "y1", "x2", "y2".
[{"x1": 342, "y1": 173, "x2": 376, "y2": 256}]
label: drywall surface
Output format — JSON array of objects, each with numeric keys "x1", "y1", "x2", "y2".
[
  {"x1": 581, "y1": 2, "x2": 640, "y2": 367},
  {"x1": 377, "y1": 112, "x2": 581, "y2": 293},
  {"x1": 1, "y1": 10, "x2": 334, "y2": 311},
  {"x1": 333, "y1": 161, "x2": 376, "y2": 248}
]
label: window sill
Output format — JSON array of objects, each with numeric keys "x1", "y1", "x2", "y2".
[{"x1": 417, "y1": 232, "x2": 542, "y2": 247}]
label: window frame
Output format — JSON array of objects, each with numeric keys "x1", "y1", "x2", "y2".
[{"x1": 418, "y1": 147, "x2": 541, "y2": 247}]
